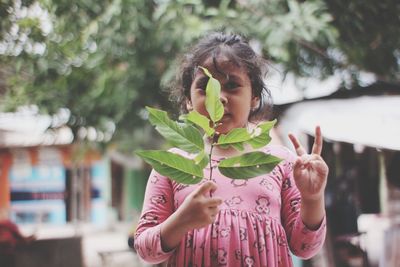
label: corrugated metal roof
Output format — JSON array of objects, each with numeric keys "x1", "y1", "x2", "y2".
[
  {"x1": 278, "y1": 95, "x2": 400, "y2": 151},
  {"x1": 0, "y1": 127, "x2": 74, "y2": 147},
  {"x1": 0, "y1": 110, "x2": 73, "y2": 148}
]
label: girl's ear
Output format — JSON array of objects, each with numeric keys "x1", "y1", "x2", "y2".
[
  {"x1": 251, "y1": 96, "x2": 260, "y2": 110},
  {"x1": 186, "y1": 100, "x2": 193, "y2": 111}
]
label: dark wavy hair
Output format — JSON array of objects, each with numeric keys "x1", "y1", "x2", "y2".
[{"x1": 170, "y1": 32, "x2": 272, "y2": 121}]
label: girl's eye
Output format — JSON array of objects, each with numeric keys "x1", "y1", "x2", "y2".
[
  {"x1": 198, "y1": 82, "x2": 207, "y2": 90},
  {"x1": 195, "y1": 77, "x2": 209, "y2": 91},
  {"x1": 225, "y1": 81, "x2": 240, "y2": 90}
]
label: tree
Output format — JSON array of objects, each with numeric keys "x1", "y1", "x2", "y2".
[
  {"x1": 1, "y1": 0, "x2": 398, "y2": 151},
  {"x1": 1, "y1": 0, "x2": 210, "y2": 150},
  {"x1": 324, "y1": 0, "x2": 400, "y2": 82}
]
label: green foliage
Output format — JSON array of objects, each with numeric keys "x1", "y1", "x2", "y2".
[
  {"x1": 147, "y1": 106, "x2": 204, "y2": 153},
  {"x1": 201, "y1": 66, "x2": 224, "y2": 123},
  {"x1": 324, "y1": 0, "x2": 400, "y2": 79},
  {"x1": 0, "y1": 0, "x2": 398, "y2": 153},
  {"x1": 181, "y1": 111, "x2": 215, "y2": 137},
  {"x1": 136, "y1": 67, "x2": 281, "y2": 184},
  {"x1": 218, "y1": 152, "x2": 282, "y2": 179},
  {"x1": 217, "y1": 120, "x2": 276, "y2": 151},
  {"x1": 135, "y1": 150, "x2": 205, "y2": 184}
]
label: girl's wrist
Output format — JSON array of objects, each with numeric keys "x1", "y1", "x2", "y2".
[
  {"x1": 300, "y1": 195, "x2": 325, "y2": 230},
  {"x1": 160, "y1": 212, "x2": 192, "y2": 252},
  {"x1": 300, "y1": 193, "x2": 324, "y2": 204},
  {"x1": 170, "y1": 210, "x2": 193, "y2": 233}
]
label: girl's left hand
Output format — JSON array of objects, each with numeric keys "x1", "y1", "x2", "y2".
[{"x1": 288, "y1": 126, "x2": 329, "y2": 201}]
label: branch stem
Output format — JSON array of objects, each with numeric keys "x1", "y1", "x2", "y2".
[
  {"x1": 209, "y1": 141, "x2": 214, "y2": 181},
  {"x1": 208, "y1": 124, "x2": 219, "y2": 197}
]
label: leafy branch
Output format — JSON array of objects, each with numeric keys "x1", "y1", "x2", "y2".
[{"x1": 136, "y1": 67, "x2": 282, "y2": 184}]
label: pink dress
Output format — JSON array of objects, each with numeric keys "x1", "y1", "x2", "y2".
[{"x1": 134, "y1": 145, "x2": 326, "y2": 266}]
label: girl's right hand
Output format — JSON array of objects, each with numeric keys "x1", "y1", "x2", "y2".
[{"x1": 175, "y1": 181, "x2": 223, "y2": 231}]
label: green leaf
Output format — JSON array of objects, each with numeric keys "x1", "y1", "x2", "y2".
[
  {"x1": 136, "y1": 150, "x2": 204, "y2": 184},
  {"x1": 146, "y1": 107, "x2": 204, "y2": 153},
  {"x1": 218, "y1": 151, "x2": 282, "y2": 179},
  {"x1": 247, "y1": 120, "x2": 276, "y2": 149},
  {"x1": 194, "y1": 150, "x2": 209, "y2": 169},
  {"x1": 231, "y1": 142, "x2": 245, "y2": 151},
  {"x1": 217, "y1": 127, "x2": 251, "y2": 147},
  {"x1": 200, "y1": 67, "x2": 224, "y2": 123},
  {"x1": 186, "y1": 110, "x2": 215, "y2": 137},
  {"x1": 217, "y1": 120, "x2": 277, "y2": 150}
]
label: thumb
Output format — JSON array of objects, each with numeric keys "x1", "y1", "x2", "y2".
[{"x1": 194, "y1": 181, "x2": 218, "y2": 197}]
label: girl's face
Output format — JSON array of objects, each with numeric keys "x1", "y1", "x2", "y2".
[{"x1": 187, "y1": 56, "x2": 259, "y2": 134}]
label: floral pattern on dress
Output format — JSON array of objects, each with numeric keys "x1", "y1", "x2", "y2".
[{"x1": 134, "y1": 145, "x2": 326, "y2": 266}]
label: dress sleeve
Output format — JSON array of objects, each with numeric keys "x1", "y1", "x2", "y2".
[
  {"x1": 134, "y1": 169, "x2": 176, "y2": 264},
  {"x1": 280, "y1": 148, "x2": 327, "y2": 259}
]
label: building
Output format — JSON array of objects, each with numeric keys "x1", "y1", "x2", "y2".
[
  {"x1": 0, "y1": 109, "x2": 109, "y2": 226},
  {"x1": 274, "y1": 82, "x2": 400, "y2": 266}
]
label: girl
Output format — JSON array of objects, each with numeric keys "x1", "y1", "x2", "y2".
[{"x1": 134, "y1": 32, "x2": 328, "y2": 266}]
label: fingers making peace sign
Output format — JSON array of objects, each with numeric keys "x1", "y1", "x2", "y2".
[{"x1": 288, "y1": 126, "x2": 329, "y2": 202}]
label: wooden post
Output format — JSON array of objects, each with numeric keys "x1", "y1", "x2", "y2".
[
  {"x1": 378, "y1": 150, "x2": 388, "y2": 215},
  {"x1": 0, "y1": 152, "x2": 12, "y2": 213}
]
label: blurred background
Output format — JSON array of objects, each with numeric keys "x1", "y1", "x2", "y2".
[{"x1": 0, "y1": 0, "x2": 399, "y2": 266}]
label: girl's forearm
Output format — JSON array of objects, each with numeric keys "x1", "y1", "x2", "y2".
[
  {"x1": 160, "y1": 212, "x2": 190, "y2": 252},
  {"x1": 300, "y1": 197, "x2": 325, "y2": 230}
]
